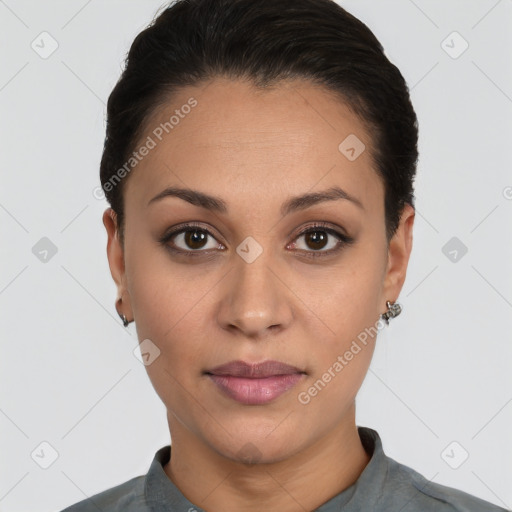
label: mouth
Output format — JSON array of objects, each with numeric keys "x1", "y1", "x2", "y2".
[{"x1": 205, "y1": 360, "x2": 306, "y2": 405}]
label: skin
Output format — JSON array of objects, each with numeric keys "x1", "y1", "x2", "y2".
[{"x1": 103, "y1": 77, "x2": 414, "y2": 512}]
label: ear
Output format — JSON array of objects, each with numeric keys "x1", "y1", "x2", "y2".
[
  {"x1": 381, "y1": 203, "x2": 415, "y2": 308},
  {"x1": 103, "y1": 208, "x2": 133, "y2": 321}
]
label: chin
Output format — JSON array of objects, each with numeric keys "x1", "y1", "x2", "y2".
[{"x1": 206, "y1": 421, "x2": 306, "y2": 465}]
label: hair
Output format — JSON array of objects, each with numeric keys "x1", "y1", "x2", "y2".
[{"x1": 100, "y1": 0, "x2": 418, "y2": 245}]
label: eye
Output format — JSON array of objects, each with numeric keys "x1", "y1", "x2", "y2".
[
  {"x1": 159, "y1": 221, "x2": 354, "y2": 259},
  {"x1": 289, "y1": 222, "x2": 355, "y2": 258},
  {"x1": 159, "y1": 222, "x2": 224, "y2": 256}
]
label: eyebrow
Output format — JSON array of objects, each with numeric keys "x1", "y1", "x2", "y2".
[{"x1": 147, "y1": 185, "x2": 364, "y2": 215}]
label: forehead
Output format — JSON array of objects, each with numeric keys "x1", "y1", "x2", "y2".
[{"x1": 124, "y1": 77, "x2": 383, "y2": 216}]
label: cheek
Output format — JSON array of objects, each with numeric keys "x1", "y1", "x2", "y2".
[
  {"x1": 124, "y1": 238, "x2": 217, "y2": 378},
  {"x1": 127, "y1": 259, "x2": 211, "y2": 410},
  {"x1": 124, "y1": 227, "x2": 193, "y2": 339},
  {"x1": 295, "y1": 247, "x2": 384, "y2": 341},
  {"x1": 128, "y1": 263, "x2": 207, "y2": 362},
  {"x1": 295, "y1": 246, "x2": 385, "y2": 384},
  {"x1": 293, "y1": 264, "x2": 383, "y2": 421}
]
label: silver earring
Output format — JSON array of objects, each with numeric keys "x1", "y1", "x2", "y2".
[
  {"x1": 381, "y1": 300, "x2": 402, "y2": 325},
  {"x1": 119, "y1": 313, "x2": 129, "y2": 327},
  {"x1": 116, "y1": 298, "x2": 130, "y2": 327}
]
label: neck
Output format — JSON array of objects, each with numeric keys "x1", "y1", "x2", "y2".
[{"x1": 163, "y1": 404, "x2": 371, "y2": 512}]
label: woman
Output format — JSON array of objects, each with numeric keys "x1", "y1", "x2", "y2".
[{"x1": 61, "y1": 0, "x2": 508, "y2": 510}]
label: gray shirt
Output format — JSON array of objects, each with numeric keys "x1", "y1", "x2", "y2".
[{"x1": 60, "y1": 426, "x2": 509, "y2": 511}]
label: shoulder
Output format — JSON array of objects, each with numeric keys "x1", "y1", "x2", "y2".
[
  {"x1": 59, "y1": 475, "x2": 147, "y2": 512},
  {"x1": 380, "y1": 456, "x2": 509, "y2": 512}
]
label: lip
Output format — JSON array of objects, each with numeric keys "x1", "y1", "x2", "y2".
[
  {"x1": 206, "y1": 359, "x2": 304, "y2": 378},
  {"x1": 205, "y1": 360, "x2": 306, "y2": 405}
]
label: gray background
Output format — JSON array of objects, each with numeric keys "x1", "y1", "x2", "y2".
[{"x1": 1, "y1": 1, "x2": 511, "y2": 511}]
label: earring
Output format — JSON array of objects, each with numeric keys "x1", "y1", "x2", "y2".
[
  {"x1": 119, "y1": 313, "x2": 129, "y2": 327},
  {"x1": 381, "y1": 300, "x2": 402, "y2": 325},
  {"x1": 116, "y1": 298, "x2": 130, "y2": 327}
]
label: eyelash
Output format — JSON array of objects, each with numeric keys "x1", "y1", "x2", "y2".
[{"x1": 158, "y1": 221, "x2": 355, "y2": 259}]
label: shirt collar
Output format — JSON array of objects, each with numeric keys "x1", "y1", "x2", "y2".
[{"x1": 145, "y1": 426, "x2": 388, "y2": 511}]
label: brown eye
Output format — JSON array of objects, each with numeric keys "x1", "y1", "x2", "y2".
[
  {"x1": 183, "y1": 229, "x2": 209, "y2": 250},
  {"x1": 289, "y1": 223, "x2": 355, "y2": 259},
  {"x1": 159, "y1": 224, "x2": 223, "y2": 255},
  {"x1": 294, "y1": 228, "x2": 340, "y2": 253},
  {"x1": 170, "y1": 228, "x2": 219, "y2": 251},
  {"x1": 303, "y1": 231, "x2": 329, "y2": 250}
]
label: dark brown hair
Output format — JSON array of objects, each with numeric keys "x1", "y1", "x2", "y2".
[{"x1": 100, "y1": 0, "x2": 419, "y2": 244}]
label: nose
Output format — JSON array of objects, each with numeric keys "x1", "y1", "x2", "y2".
[{"x1": 216, "y1": 250, "x2": 293, "y2": 339}]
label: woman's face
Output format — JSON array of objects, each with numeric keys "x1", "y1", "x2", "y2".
[{"x1": 104, "y1": 77, "x2": 414, "y2": 463}]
